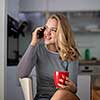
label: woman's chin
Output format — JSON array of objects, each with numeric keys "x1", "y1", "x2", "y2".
[{"x1": 44, "y1": 41, "x2": 50, "y2": 45}]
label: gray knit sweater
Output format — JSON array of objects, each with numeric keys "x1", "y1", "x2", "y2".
[{"x1": 17, "y1": 40, "x2": 79, "y2": 96}]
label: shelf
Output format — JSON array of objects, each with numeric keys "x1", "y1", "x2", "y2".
[
  {"x1": 66, "y1": 11, "x2": 100, "y2": 34},
  {"x1": 74, "y1": 30, "x2": 100, "y2": 33}
]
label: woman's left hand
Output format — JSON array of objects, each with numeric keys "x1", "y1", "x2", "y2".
[{"x1": 58, "y1": 76, "x2": 77, "y2": 93}]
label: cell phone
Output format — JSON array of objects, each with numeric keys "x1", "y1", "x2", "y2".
[{"x1": 37, "y1": 27, "x2": 46, "y2": 39}]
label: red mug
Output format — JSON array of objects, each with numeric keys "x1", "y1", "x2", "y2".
[{"x1": 54, "y1": 71, "x2": 69, "y2": 88}]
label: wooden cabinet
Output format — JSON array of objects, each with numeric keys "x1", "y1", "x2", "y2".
[{"x1": 91, "y1": 75, "x2": 100, "y2": 100}]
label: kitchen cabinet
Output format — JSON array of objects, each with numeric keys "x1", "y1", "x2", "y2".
[
  {"x1": 19, "y1": 0, "x2": 47, "y2": 12},
  {"x1": 19, "y1": 0, "x2": 100, "y2": 12},
  {"x1": 48, "y1": 0, "x2": 100, "y2": 12},
  {"x1": 77, "y1": 75, "x2": 91, "y2": 100}
]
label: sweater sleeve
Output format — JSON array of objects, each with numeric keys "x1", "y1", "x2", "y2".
[
  {"x1": 17, "y1": 44, "x2": 38, "y2": 78},
  {"x1": 68, "y1": 61, "x2": 79, "y2": 86}
]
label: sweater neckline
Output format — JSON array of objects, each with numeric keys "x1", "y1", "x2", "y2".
[{"x1": 44, "y1": 44, "x2": 59, "y2": 55}]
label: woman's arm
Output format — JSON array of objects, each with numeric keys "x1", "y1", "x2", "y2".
[
  {"x1": 17, "y1": 26, "x2": 44, "y2": 78},
  {"x1": 68, "y1": 61, "x2": 79, "y2": 87},
  {"x1": 18, "y1": 27, "x2": 44, "y2": 100},
  {"x1": 17, "y1": 44, "x2": 38, "y2": 78},
  {"x1": 17, "y1": 45, "x2": 38, "y2": 100},
  {"x1": 67, "y1": 61, "x2": 79, "y2": 93}
]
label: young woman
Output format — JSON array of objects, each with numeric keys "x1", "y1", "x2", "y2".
[{"x1": 18, "y1": 13, "x2": 80, "y2": 100}]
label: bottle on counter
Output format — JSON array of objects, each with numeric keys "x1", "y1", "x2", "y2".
[{"x1": 85, "y1": 48, "x2": 91, "y2": 60}]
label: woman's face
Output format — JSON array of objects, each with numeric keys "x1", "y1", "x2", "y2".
[{"x1": 44, "y1": 18, "x2": 58, "y2": 45}]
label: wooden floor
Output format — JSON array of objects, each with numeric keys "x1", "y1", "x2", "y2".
[{"x1": 92, "y1": 88, "x2": 100, "y2": 100}]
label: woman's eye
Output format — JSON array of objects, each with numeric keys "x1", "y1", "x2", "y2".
[
  {"x1": 45, "y1": 25, "x2": 57, "y2": 32},
  {"x1": 51, "y1": 29, "x2": 57, "y2": 32}
]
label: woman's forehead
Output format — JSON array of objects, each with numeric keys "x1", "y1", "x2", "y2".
[{"x1": 46, "y1": 18, "x2": 58, "y2": 27}]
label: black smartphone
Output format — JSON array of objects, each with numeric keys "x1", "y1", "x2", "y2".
[{"x1": 37, "y1": 27, "x2": 46, "y2": 39}]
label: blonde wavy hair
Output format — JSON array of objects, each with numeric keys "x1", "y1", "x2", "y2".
[{"x1": 48, "y1": 13, "x2": 80, "y2": 61}]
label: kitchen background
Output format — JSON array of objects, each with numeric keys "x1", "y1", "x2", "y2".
[
  {"x1": 17, "y1": 12, "x2": 100, "y2": 60},
  {"x1": 0, "y1": 0, "x2": 100, "y2": 100}
]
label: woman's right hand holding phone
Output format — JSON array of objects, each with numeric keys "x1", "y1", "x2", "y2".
[{"x1": 31, "y1": 26, "x2": 45, "y2": 46}]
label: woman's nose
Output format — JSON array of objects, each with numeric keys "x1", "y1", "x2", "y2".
[{"x1": 45, "y1": 28, "x2": 51, "y2": 35}]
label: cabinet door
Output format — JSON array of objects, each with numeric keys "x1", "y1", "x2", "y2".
[
  {"x1": 20, "y1": 0, "x2": 47, "y2": 12},
  {"x1": 77, "y1": 75, "x2": 91, "y2": 100},
  {"x1": 19, "y1": 0, "x2": 100, "y2": 12},
  {"x1": 47, "y1": 0, "x2": 100, "y2": 12}
]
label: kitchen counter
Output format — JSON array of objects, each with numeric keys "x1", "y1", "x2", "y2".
[
  {"x1": 79, "y1": 60, "x2": 100, "y2": 65},
  {"x1": 79, "y1": 60, "x2": 100, "y2": 75}
]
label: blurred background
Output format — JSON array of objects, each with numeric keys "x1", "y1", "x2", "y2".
[{"x1": 0, "y1": 0, "x2": 100, "y2": 100}]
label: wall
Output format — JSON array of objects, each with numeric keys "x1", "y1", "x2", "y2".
[
  {"x1": 19, "y1": 13, "x2": 46, "y2": 55},
  {"x1": 6, "y1": 0, "x2": 23, "y2": 100},
  {"x1": 8, "y1": 0, "x2": 19, "y2": 20},
  {"x1": 0, "y1": 0, "x2": 7, "y2": 99},
  {"x1": 7, "y1": 67, "x2": 24, "y2": 100},
  {"x1": 75, "y1": 33, "x2": 100, "y2": 60}
]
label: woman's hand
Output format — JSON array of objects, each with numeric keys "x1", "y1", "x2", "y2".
[
  {"x1": 58, "y1": 76, "x2": 77, "y2": 93},
  {"x1": 31, "y1": 26, "x2": 44, "y2": 46}
]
